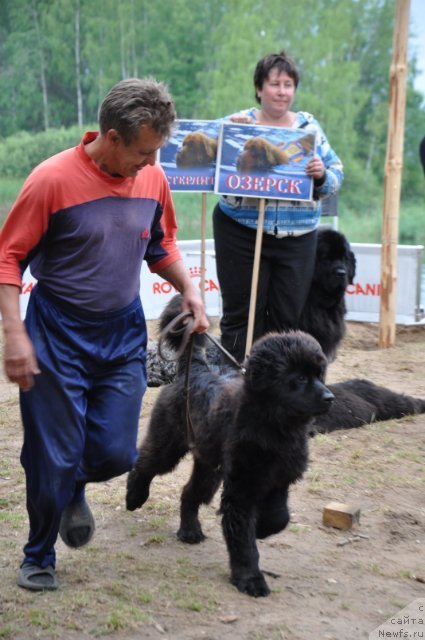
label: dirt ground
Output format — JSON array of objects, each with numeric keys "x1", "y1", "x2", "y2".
[{"x1": 0, "y1": 320, "x2": 425, "y2": 640}]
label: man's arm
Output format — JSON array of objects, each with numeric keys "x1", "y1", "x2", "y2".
[
  {"x1": 0, "y1": 284, "x2": 40, "y2": 390},
  {"x1": 156, "y1": 260, "x2": 209, "y2": 333}
]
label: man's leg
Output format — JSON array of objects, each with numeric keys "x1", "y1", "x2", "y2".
[
  {"x1": 19, "y1": 294, "x2": 90, "y2": 576},
  {"x1": 77, "y1": 357, "x2": 146, "y2": 485}
]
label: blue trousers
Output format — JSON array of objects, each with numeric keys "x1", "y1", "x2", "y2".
[{"x1": 20, "y1": 286, "x2": 147, "y2": 568}]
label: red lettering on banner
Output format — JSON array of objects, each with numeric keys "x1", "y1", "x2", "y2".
[
  {"x1": 365, "y1": 283, "x2": 379, "y2": 295},
  {"x1": 21, "y1": 282, "x2": 34, "y2": 295},
  {"x1": 346, "y1": 282, "x2": 381, "y2": 296},
  {"x1": 207, "y1": 279, "x2": 219, "y2": 292},
  {"x1": 152, "y1": 281, "x2": 177, "y2": 295}
]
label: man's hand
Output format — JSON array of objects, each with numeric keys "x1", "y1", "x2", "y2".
[
  {"x1": 3, "y1": 327, "x2": 40, "y2": 391},
  {"x1": 0, "y1": 284, "x2": 40, "y2": 391},
  {"x1": 156, "y1": 261, "x2": 209, "y2": 334},
  {"x1": 180, "y1": 287, "x2": 209, "y2": 334}
]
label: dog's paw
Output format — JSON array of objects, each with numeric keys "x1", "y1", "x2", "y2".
[
  {"x1": 231, "y1": 572, "x2": 271, "y2": 598},
  {"x1": 177, "y1": 525, "x2": 205, "y2": 544},
  {"x1": 125, "y1": 471, "x2": 150, "y2": 511}
]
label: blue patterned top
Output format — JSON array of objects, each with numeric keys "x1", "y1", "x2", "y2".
[{"x1": 219, "y1": 109, "x2": 343, "y2": 237}]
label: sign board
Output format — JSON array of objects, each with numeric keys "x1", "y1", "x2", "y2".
[
  {"x1": 18, "y1": 238, "x2": 424, "y2": 324},
  {"x1": 215, "y1": 122, "x2": 315, "y2": 201},
  {"x1": 158, "y1": 119, "x2": 219, "y2": 192}
]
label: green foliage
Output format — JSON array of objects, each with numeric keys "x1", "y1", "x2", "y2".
[
  {"x1": 0, "y1": 125, "x2": 91, "y2": 178},
  {"x1": 0, "y1": 0, "x2": 423, "y2": 238}
]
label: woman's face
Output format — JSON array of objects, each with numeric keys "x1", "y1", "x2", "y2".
[{"x1": 256, "y1": 68, "x2": 296, "y2": 117}]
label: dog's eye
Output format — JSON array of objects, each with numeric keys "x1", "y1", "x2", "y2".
[{"x1": 298, "y1": 375, "x2": 307, "y2": 383}]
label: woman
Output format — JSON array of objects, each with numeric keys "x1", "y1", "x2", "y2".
[{"x1": 213, "y1": 50, "x2": 344, "y2": 363}]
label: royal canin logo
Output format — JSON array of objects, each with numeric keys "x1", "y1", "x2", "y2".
[
  {"x1": 346, "y1": 282, "x2": 381, "y2": 296},
  {"x1": 140, "y1": 228, "x2": 150, "y2": 239}
]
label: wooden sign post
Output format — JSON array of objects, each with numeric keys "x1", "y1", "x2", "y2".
[
  {"x1": 245, "y1": 198, "x2": 266, "y2": 357},
  {"x1": 200, "y1": 192, "x2": 207, "y2": 304},
  {"x1": 378, "y1": 0, "x2": 410, "y2": 348}
]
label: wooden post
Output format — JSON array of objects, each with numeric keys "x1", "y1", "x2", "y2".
[
  {"x1": 245, "y1": 198, "x2": 266, "y2": 357},
  {"x1": 200, "y1": 192, "x2": 207, "y2": 304},
  {"x1": 378, "y1": 0, "x2": 410, "y2": 348}
]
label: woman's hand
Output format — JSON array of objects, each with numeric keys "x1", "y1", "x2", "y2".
[
  {"x1": 306, "y1": 156, "x2": 325, "y2": 180},
  {"x1": 229, "y1": 113, "x2": 253, "y2": 124}
]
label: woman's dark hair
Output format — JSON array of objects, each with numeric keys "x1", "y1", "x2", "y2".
[{"x1": 253, "y1": 50, "x2": 299, "y2": 104}]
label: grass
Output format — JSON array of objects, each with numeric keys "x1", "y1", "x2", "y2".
[{"x1": 337, "y1": 197, "x2": 425, "y2": 247}]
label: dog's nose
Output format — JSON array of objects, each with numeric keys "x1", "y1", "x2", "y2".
[
  {"x1": 323, "y1": 390, "x2": 335, "y2": 404},
  {"x1": 334, "y1": 267, "x2": 347, "y2": 278}
]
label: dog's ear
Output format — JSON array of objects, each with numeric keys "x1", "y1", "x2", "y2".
[
  {"x1": 245, "y1": 351, "x2": 275, "y2": 392},
  {"x1": 347, "y1": 250, "x2": 356, "y2": 284},
  {"x1": 245, "y1": 338, "x2": 283, "y2": 392}
]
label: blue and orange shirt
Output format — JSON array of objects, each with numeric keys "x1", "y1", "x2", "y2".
[{"x1": 0, "y1": 132, "x2": 182, "y2": 312}]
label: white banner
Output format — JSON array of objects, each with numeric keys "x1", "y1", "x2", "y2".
[{"x1": 19, "y1": 239, "x2": 424, "y2": 325}]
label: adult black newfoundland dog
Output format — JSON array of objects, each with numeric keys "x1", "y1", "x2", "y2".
[
  {"x1": 313, "y1": 378, "x2": 425, "y2": 434},
  {"x1": 126, "y1": 295, "x2": 334, "y2": 597},
  {"x1": 299, "y1": 227, "x2": 356, "y2": 361}
]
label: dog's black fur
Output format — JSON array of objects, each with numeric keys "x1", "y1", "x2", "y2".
[
  {"x1": 299, "y1": 227, "x2": 356, "y2": 362},
  {"x1": 126, "y1": 295, "x2": 334, "y2": 597},
  {"x1": 313, "y1": 378, "x2": 425, "y2": 434}
]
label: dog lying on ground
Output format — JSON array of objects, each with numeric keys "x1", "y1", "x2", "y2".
[
  {"x1": 126, "y1": 295, "x2": 334, "y2": 597},
  {"x1": 299, "y1": 227, "x2": 356, "y2": 362},
  {"x1": 313, "y1": 378, "x2": 425, "y2": 434},
  {"x1": 175, "y1": 131, "x2": 217, "y2": 167}
]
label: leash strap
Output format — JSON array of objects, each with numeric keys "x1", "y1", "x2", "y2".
[
  {"x1": 157, "y1": 309, "x2": 246, "y2": 451},
  {"x1": 157, "y1": 310, "x2": 246, "y2": 373},
  {"x1": 157, "y1": 311, "x2": 194, "y2": 361},
  {"x1": 204, "y1": 332, "x2": 246, "y2": 374},
  {"x1": 182, "y1": 333, "x2": 197, "y2": 451}
]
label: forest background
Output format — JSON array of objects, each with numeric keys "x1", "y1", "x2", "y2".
[{"x1": 0, "y1": 0, "x2": 424, "y2": 247}]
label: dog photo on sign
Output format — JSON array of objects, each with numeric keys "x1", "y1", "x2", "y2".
[{"x1": 215, "y1": 122, "x2": 315, "y2": 201}]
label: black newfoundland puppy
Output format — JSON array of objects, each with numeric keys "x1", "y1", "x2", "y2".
[
  {"x1": 127, "y1": 295, "x2": 334, "y2": 597},
  {"x1": 299, "y1": 227, "x2": 356, "y2": 362}
]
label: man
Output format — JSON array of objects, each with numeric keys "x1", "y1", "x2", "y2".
[{"x1": 0, "y1": 77, "x2": 208, "y2": 591}]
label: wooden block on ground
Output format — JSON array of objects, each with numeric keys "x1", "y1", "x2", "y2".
[{"x1": 323, "y1": 501, "x2": 360, "y2": 530}]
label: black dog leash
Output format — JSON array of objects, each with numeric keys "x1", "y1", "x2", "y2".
[
  {"x1": 158, "y1": 310, "x2": 246, "y2": 374},
  {"x1": 157, "y1": 310, "x2": 246, "y2": 451}
]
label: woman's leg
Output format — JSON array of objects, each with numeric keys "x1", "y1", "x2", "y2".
[
  {"x1": 213, "y1": 205, "x2": 269, "y2": 362},
  {"x1": 266, "y1": 230, "x2": 318, "y2": 332}
]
